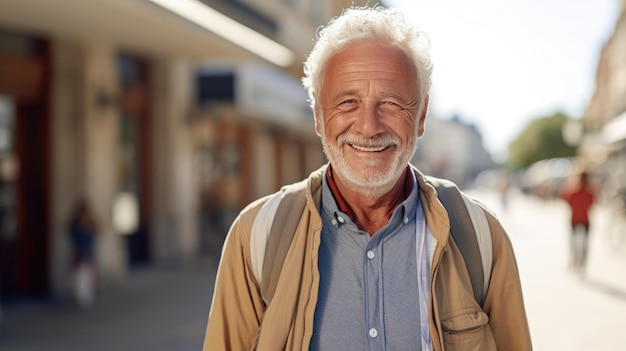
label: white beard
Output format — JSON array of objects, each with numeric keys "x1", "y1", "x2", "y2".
[{"x1": 320, "y1": 129, "x2": 416, "y2": 198}]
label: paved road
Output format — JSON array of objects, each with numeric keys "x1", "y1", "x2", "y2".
[{"x1": 1, "y1": 190, "x2": 625, "y2": 350}]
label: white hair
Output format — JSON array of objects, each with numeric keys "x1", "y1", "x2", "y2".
[{"x1": 302, "y1": 6, "x2": 433, "y2": 117}]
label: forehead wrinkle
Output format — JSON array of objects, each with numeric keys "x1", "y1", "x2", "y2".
[{"x1": 339, "y1": 66, "x2": 405, "y2": 80}]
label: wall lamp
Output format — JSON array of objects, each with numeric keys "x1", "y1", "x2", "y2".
[{"x1": 146, "y1": 0, "x2": 294, "y2": 67}]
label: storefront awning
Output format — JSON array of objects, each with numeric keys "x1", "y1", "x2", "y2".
[{"x1": 0, "y1": 0, "x2": 268, "y2": 63}]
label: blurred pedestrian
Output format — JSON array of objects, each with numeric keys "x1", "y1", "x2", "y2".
[
  {"x1": 68, "y1": 199, "x2": 98, "y2": 307},
  {"x1": 497, "y1": 171, "x2": 512, "y2": 211},
  {"x1": 559, "y1": 171, "x2": 596, "y2": 274},
  {"x1": 204, "y1": 6, "x2": 531, "y2": 350}
]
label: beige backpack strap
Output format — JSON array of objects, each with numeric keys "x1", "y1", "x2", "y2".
[
  {"x1": 250, "y1": 179, "x2": 308, "y2": 305},
  {"x1": 462, "y1": 195, "x2": 492, "y2": 303},
  {"x1": 250, "y1": 191, "x2": 282, "y2": 294},
  {"x1": 427, "y1": 176, "x2": 492, "y2": 307}
]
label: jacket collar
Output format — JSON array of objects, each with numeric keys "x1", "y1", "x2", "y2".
[{"x1": 411, "y1": 164, "x2": 451, "y2": 246}]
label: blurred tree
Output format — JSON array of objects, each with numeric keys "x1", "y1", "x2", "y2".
[{"x1": 507, "y1": 112, "x2": 577, "y2": 169}]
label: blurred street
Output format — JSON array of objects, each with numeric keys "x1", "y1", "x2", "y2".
[
  {"x1": 1, "y1": 189, "x2": 626, "y2": 350},
  {"x1": 468, "y1": 188, "x2": 626, "y2": 351}
]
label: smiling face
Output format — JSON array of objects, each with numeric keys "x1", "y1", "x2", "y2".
[{"x1": 315, "y1": 40, "x2": 428, "y2": 196}]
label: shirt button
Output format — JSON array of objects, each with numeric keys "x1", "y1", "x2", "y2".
[
  {"x1": 403, "y1": 216, "x2": 409, "y2": 224},
  {"x1": 367, "y1": 251, "x2": 375, "y2": 259},
  {"x1": 369, "y1": 328, "x2": 378, "y2": 338},
  {"x1": 331, "y1": 219, "x2": 338, "y2": 227},
  {"x1": 337, "y1": 216, "x2": 345, "y2": 223}
]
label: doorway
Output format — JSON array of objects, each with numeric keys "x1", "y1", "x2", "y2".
[{"x1": 0, "y1": 31, "x2": 51, "y2": 301}]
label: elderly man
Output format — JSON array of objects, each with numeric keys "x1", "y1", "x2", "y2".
[{"x1": 204, "y1": 6, "x2": 531, "y2": 351}]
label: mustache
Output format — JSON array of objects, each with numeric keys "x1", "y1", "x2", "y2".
[{"x1": 336, "y1": 134, "x2": 401, "y2": 148}]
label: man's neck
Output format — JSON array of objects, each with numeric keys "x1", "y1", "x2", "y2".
[{"x1": 327, "y1": 166, "x2": 411, "y2": 236}]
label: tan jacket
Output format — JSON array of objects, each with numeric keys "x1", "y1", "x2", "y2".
[{"x1": 204, "y1": 165, "x2": 532, "y2": 350}]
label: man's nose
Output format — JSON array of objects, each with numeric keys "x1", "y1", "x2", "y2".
[{"x1": 354, "y1": 102, "x2": 385, "y2": 137}]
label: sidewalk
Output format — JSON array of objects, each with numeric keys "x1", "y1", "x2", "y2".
[
  {"x1": 469, "y1": 189, "x2": 626, "y2": 350},
  {"x1": 0, "y1": 256, "x2": 218, "y2": 351},
  {"x1": 469, "y1": 188, "x2": 626, "y2": 287},
  {"x1": 584, "y1": 200, "x2": 626, "y2": 294}
]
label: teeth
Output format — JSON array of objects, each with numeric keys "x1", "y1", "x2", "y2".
[{"x1": 350, "y1": 144, "x2": 389, "y2": 152}]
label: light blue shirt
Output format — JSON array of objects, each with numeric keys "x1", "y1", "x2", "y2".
[{"x1": 310, "y1": 171, "x2": 424, "y2": 351}]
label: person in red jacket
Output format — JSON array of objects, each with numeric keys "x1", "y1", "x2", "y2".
[{"x1": 559, "y1": 171, "x2": 596, "y2": 274}]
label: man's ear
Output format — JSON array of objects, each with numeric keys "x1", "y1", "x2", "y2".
[
  {"x1": 314, "y1": 103, "x2": 322, "y2": 137},
  {"x1": 417, "y1": 95, "x2": 429, "y2": 137}
]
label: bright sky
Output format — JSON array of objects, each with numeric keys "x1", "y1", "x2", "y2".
[{"x1": 386, "y1": 0, "x2": 619, "y2": 161}]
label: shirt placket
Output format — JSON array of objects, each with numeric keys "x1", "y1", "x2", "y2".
[{"x1": 364, "y1": 234, "x2": 385, "y2": 350}]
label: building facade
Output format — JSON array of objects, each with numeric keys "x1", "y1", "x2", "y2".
[
  {"x1": 412, "y1": 115, "x2": 494, "y2": 188},
  {"x1": 0, "y1": 0, "x2": 377, "y2": 303},
  {"x1": 583, "y1": 0, "x2": 626, "y2": 198}
]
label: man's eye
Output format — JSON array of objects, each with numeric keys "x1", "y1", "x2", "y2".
[
  {"x1": 340, "y1": 99, "x2": 355, "y2": 105},
  {"x1": 381, "y1": 101, "x2": 403, "y2": 110}
]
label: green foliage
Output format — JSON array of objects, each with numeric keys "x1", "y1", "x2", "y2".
[{"x1": 507, "y1": 112, "x2": 577, "y2": 169}]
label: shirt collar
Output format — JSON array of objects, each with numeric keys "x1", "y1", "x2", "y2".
[{"x1": 323, "y1": 165, "x2": 418, "y2": 225}]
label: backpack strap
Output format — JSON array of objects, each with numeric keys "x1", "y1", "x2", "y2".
[
  {"x1": 249, "y1": 192, "x2": 282, "y2": 293},
  {"x1": 427, "y1": 177, "x2": 492, "y2": 307},
  {"x1": 461, "y1": 194, "x2": 492, "y2": 304},
  {"x1": 250, "y1": 180, "x2": 308, "y2": 304}
]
